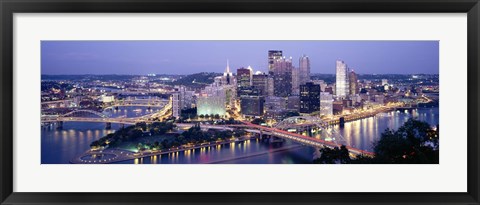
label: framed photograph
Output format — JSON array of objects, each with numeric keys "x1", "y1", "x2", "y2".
[{"x1": 1, "y1": 0, "x2": 479, "y2": 204}]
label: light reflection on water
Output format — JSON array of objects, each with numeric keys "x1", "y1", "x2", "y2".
[
  {"x1": 333, "y1": 108, "x2": 439, "y2": 151},
  {"x1": 42, "y1": 107, "x2": 439, "y2": 164}
]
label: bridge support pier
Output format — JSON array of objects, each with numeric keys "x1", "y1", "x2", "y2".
[
  {"x1": 56, "y1": 121, "x2": 63, "y2": 130},
  {"x1": 339, "y1": 117, "x2": 345, "y2": 128},
  {"x1": 105, "y1": 122, "x2": 112, "y2": 130}
]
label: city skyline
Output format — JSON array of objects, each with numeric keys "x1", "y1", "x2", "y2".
[
  {"x1": 41, "y1": 40, "x2": 439, "y2": 165},
  {"x1": 41, "y1": 41, "x2": 439, "y2": 75}
]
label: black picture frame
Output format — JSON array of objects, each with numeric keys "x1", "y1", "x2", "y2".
[{"x1": 1, "y1": 0, "x2": 479, "y2": 204}]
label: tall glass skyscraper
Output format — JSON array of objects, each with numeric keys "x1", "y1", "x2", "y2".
[
  {"x1": 236, "y1": 67, "x2": 252, "y2": 96},
  {"x1": 252, "y1": 73, "x2": 269, "y2": 96},
  {"x1": 335, "y1": 60, "x2": 350, "y2": 98},
  {"x1": 349, "y1": 70, "x2": 358, "y2": 95},
  {"x1": 272, "y1": 57, "x2": 293, "y2": 97},
  {"x1": 268, "y1": 50, "x2": 283, "y2": 74},
  {"x1": 299, "y1": 82, "x2": 320, "y2": 114},
  {"x1": 299, "y1": 55, "x2": 311, "y2": 85},
  {"x1": 292, "y1": 66, "x2": 300, "y2": 95}
]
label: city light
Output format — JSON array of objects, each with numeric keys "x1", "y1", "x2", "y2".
[{"x1": 41, "y1": 42, "x2": 439, "y2": 165}]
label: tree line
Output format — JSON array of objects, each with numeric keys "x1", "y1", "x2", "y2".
[
  {"x1": 314, "y1": 119, "x2": 439, "y2": 164},
  {"x1": 90, "y1": 122, "x2": 247, "y2": 152}
]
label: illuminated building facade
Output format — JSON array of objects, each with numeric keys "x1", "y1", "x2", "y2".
[
  {"x1": 292, "y1": 66, "x2": 300, "y2": 95},
  {"x1": 272, "y1": 57, "x2": 293, "y2": 97},
  {"x1": 172, "y1": 86, "x2": 195, "y2": 118},
  {"x1": 299, "y1": 55, "x2": 311, "y2": 85},
  {"x1": 320, "y1": 92, "x2": 333, "y2": 116},
  {"x1": 299, "y1": 82, "x2": 320, "y2": 114},
  {"x1": 197, "y1": 85, "x2": 226, "y2": 116},
  {"x1": 268, "y1": 50, "x2": 283, "y2": 75},
  {"x1": 335, "y1": 60, "x2": 350, "y2": 98},
  {"x1": 349, "y1": 70, "x2": 359, "y2": 95},
  {"x1": 252, "y1": 73, "x2": 269, "y2": 96},
  {"x1": 237, "y1": 67, "x2": 252, "y2": 96}
]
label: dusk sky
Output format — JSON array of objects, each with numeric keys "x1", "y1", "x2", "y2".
[{"x1": 41, "y1": 41, "x2": 439, "y2": 75}]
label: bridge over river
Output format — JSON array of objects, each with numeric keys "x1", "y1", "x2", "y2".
[
  {"x1": 41, "y1": 98, "x2": 172, "y2": 127},
  {"x1": 176, "y1": 121, "x2": 374, "y2": 157}
]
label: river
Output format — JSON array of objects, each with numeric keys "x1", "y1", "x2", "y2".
[{"x1": 41, "y1": 107, "x2": 439, "y2": 164}]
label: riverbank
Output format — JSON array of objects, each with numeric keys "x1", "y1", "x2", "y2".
[{"x1": 324, "y1": 105, "x2": 409, "y2": 125}]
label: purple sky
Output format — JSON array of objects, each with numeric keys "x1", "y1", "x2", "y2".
[{"x1": 41, "y1": 41, "x2": 439, "y2": 75}]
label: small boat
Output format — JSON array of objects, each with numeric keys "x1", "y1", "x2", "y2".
[{"x1": 133, "y1": 108, "x2": 142, "y2": 113}]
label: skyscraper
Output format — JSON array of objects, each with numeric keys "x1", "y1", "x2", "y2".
[
  {"x1": 292, "y1": 66, "x2": 300, "y2": 95},
  {"x1": 237, "y1": 67, "x2": 251, "y2": 87},
  {"x1": 240, "y1": 96, "x2": 264, "y2": 117},
  {"x1": 268, "y1": 50, "x2": 283, "y2": 75},
  {"x1": 172, "y1": 92, "x2": 180, "y2": 118},
  {"x1": 172, "y1": 86, "x2": 195, "y2": 118},
  {"x1": 237, "y1": 67, "x2": 252, "y2": 96},
  {"x1": 299, "y1": 55, "x2": 311, "y2": 85},
  {"x1": 299, "y1": 82, "x2": 320, "y2": 114},
  {"x1": 272, "y1": 57, "x2": 293, "y2": 97},
  {"x1": 335, "y1": 60, "x2": 350, "y2": 98},
  {"x1": 320, "y1": 92, "x2": 333, "y2": 116},
  {"x1": 252, "y1": 72, "x2": 269, "y2": 96},
  {"x1": 267, "y1": 76, "x2": 274, "y2": 96},
  {"x1": 349, "y1": 70, "x2": 358, "y2": 95}
]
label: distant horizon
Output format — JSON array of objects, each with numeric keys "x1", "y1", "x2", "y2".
[{"x1": 42, "y1": 41, "x2": 439, "y2": 75}]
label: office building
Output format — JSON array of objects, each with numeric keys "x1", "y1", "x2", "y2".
[
  {"x1": 320, "y1": 92, "x2": 333, "y2": 116},
  {"x1": 349, "y1": 70, "x2": 359, "y2": 95},
  {"x1": 264, "y1": 96, "x2": 287, "y2": 120},
  {"x1": 237, "y1": 67, "x2": 252, "y2": 96},
  {"x1": 267, "y1": 76, "x2": 274, "y2": 96},
  {"x1": 287, "y1": 95, "x2": 300, "y2": 112},
  {"x1": 252, "y1": 72, "x2": 269, "y2": 96},
  {"x1": 292, "y1": 66, "x2": 300, "y2": 95},
  {"x1": 299, "y1": 82, "x2": 320, "y2": 114},
  {"x1": 299, "y1": 55, "x2": 311, "y2": 85},
  {"x1": 172, "y1": 86, "x2": 195, "y2": 118},
  {"x1": 272, "y1": 57, "x2": 293, "y2": 97},
  {"x1": 172, "y1": 92, "x2": 181, "y2": 118},
  {"x1": 240, "y1": 96, "x2": 264, "y2": 117},
  {"x1": 268, "y1": 50, "x2": 283, "y2": 74},
  {"x1": 335, "y1": 60, "x2": 350, "y2": 98}
]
